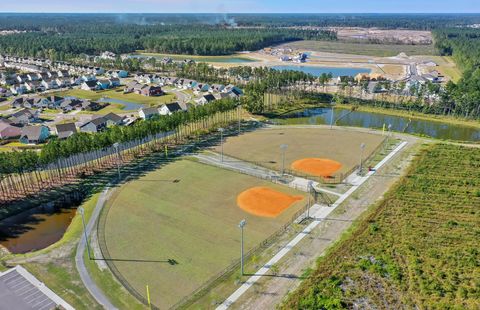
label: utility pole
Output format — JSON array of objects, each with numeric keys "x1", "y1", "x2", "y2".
[
  {"x1": 330, "y1": 100, "x2": 335, "y2": 129},
  {"x1": 239, "y1": 219, "x2": 247, "y2": 276},
  {"x1": 78, "y1": 207, "x2": 91, "y2": 260},
  {"x1": 307, "y1": 181, "x2": 313, "y2": 219}
]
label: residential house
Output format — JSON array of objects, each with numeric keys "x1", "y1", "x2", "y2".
[
  {"x1": 25, "y1": 81, "x2": 45, "y2": 92},
  {"x1": 46, "y1": 96, "x2": 64, "y2": 109},
  {"x1": 0, "y1": 120, "x2": 21, "y2": 139},
  {"x1": 114, "y1": 70, "x2": 128, "y2": 78},
  {"x1": 27, "y1": 73, "x2": 39, "y2": 81},
  {"x1": 196, "y1": 94, "x2": 216, "y2": 105},
  {"x1": 55, "y1": 77, "x2": 71, "y2": 88},
  {"x1": 10, "y1": 84, "x2": 27, "y2": 95},
  {"x1": 70, "y1": 77, "x2": 83, "y2": 86},
  {"x1": 81, "y1": 75, "x2": 96, "y2": 82},
  {"x1": 41, "y1": 79, "x2": 59, "y2": 90},
  {"x1": 159, "y1": 102, "x2": 185, "y2": 116},
  {"x1": 108, "y1": 78, "x2": 121, "y2": 88},
  {"x1": 97, "y1": 79, "x2": 111, "y2": 90},
  {"x1": 16, "y1": 74, "x2": 28, "y2": 83},
  {"x1": 223, "y1": 85, "x2": 243, "y2": 96},
  {"x1": 10, "y1": 108, "x2": 38, "y2": 125},
  {"x1": 81, "y1": 80, "x2": 100, "y2": 91},
  {"x1": 209, "y1": 84, "x2": 225, "y2": 93},
  {"x1": 80, "y1": 117, "x2": 107, "y2": 133},
  {"x1": 140, "y1": 85, "x2": 163, "y2": 97},
  {"x1": 32, "y1": 97, "x2": 51, "y2": 109},
  {"x1": 124, "y1": 81, "x2": 143, "y2": 94},
  {"x1": 138, "y1": 107, "x2": 159, "y2": 120},
  {"x1": 194, "y1": 83, "x2": 210, "y2": 94},
  {"x1": 103, "y1": 113, "x2": 124, "y2": 127},
  {"x1": 55, "y1": 123, "x2": 77, "y2": 139},
  {"x1": 81, "y1": 100, "x2": 101, "y2": 111},
  {"x1": 20, "y1": 125, "x2": 50, "y2": 144},
  {"x1": 57, "y1": 70, "x2": 70, "y2": 78}
]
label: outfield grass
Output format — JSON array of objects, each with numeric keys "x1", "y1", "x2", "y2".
[
  {"x1": 102, "y1": 159, "x2": 306, "y2": 308},
  {"x1": 281, "y1": 40, "x2": 436, "y2": 57},
  {"x1": 51, "y1": 88, "x2": 176, "y2": 107},
  {"x1": 215, "y1": 127, "x2": 385, "y2": 177},
  {"x1": 282, "y1": 144, "x2": 480, "y2": 309}
]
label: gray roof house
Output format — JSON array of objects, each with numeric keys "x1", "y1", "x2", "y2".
[
  {"x1": 56, "y1": 123, "x2": 77, "y2": 139},
  {"x1": 80, "y1": 117, "x2": 107, "y2": 133}
]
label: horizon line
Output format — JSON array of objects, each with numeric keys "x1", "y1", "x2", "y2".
[{"x1": 1, "y1": 12, "x2": 480, "y2": 14}]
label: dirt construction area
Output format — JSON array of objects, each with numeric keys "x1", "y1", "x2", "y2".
[
  {"x1": 215, "y1": 127, "x2": 385, "y2": 179},
  {"x1": 100, "y1": 159, "x2": 306, "y2": 309}
]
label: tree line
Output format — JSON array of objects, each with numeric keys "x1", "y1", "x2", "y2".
[{"x1": 0, "y1": 23, "x2": 335, "y2": 58}]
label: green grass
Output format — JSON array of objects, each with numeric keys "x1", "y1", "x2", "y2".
[
  {"x1": 83, "y1": 248, "x2": 145, "y2": 309},
  {"x1": 101, "y1": 159, "x2": 306, "y2": 309},
  {"x1": 215, "y1": 127, "x2": 385, "y2": 177},
  {"x1": 282, "y1": 144, "x2": 480, "y2": 309},
  {"x1": 135, "y1": 51, "x2": 256, "y2": 63},
  {"x1": 282, "y1": 40, "x2": 436, "y2": 57},
  {"x1": 51, "y1": 88, "x2": 176, "y2": 107}
]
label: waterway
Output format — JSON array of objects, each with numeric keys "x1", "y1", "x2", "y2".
[
  {"x1": 272, "y1": 107, "x2": 480, "y2": 142},
  {"x1": 271, "y1": 65, "x2": 371, "y2": 77}
]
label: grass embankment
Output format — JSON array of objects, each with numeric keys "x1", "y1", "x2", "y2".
[
  {"x1": 101, "y1": 159, "x2": 306, "y2": 309},
  {"x1": 282, "y1": 144, "x2": 480, "y2": 309},
  {"x1": 50, "y1": 88, "x2": 176, "y2": 109},
  {"x1": 282, "y1": 40, "x2": 436, "y2": 57}
]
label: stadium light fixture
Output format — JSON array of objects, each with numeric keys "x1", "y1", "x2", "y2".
[
  {"x1": 239, "y1": 219, "x2": 247, "y2": 275},
  {"x1": 280, "y1": 144, "x2": 288, "y2": 175},
  {"x1": 78, "y1": 207, "x2": 91, "y2": 260},
  {"x1": 218, "y1": 128, "x2": 225, "y2": 162}
]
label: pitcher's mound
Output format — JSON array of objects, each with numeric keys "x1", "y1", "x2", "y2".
[
  {"x1": 292, "y1": 158, "x2": 342, "y2": 177},
  {"x1": 237, "y1": 187, "x2": 303, "y2": 218}
]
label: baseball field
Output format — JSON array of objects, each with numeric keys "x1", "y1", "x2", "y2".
[
  {"x1": 215, "y1": 127, "x2": 385, "y2": 178},
  {"x1": 100, "y1": 159, "x2": 306, "y2": 308}
]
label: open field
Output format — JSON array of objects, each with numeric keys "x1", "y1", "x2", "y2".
[
  {"x1": 277, "y1": 40, "x2": 436, "y2": 57},
  {"x1": 214, "y1": 127, "x2": 385, "y2": 178},
  {"x1": 282, "y1": 144, "x2": 480, "y2": 309},
  {"x1": 135, "y1": 51, "x2": 256, "y2": 63},
  {"x1": 101, "y1": 159, "x2": 306, "y2": 309},
  {"x1": 50, "y1": 88, "x2": 176, "y2": 108}
]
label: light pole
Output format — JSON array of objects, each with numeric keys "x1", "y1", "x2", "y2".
[
  {"x1": 113, "y1": 142, "x2": 121, "y2": 181},
  {"x1": 78, "y1": 207, "x2": 91, "y2": 260},
  {"x1": 359, "y1": 143, "x2": 366, "y2": 175},
  {"x1": 218, "y1": 127, "x2": 225, "y2": 162},
  {"x1": 330, "y1": 99, "x2": 335, "y2": 129},
  {"x1": 280, "y1": 144, "x2": 288, "y2": 175},
  {"x1": 239, "y1": 219, "x2": 247, "y2": 276},
  {"x1": 237, "y1": 104, "x2": 241, "y2": 134},
  {"x1": 307, "y1": 181, "x2": 313, "y2": 219}
]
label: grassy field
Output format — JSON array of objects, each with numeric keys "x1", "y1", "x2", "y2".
[
  {"x1": 51, "y1": 88, "x2": 176, "y2": 108},
  {"x1": 101, "y1": 159, "x2": 306, "y2": 309},
  {"x1": 135, "y1": 51, "x2": 256, "y2": 63},
  {"x1": 280, "y1": 40, "x2": 436, "y2": 57},
  {"x1": 282, "y1": 144, "x2": 480, "y2": 309},
  {"x1": 215, "y1": 127, "x2": 385, "y2": 177}
]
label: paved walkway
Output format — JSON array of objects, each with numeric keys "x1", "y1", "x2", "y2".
[
  {"x1": 216, "y1": 141, "x2": 408, "y2": 310},
  {"x1": 75, "y1": 187, "x2": 118, "y2": 310}
]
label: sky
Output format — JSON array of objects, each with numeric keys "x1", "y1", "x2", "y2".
[{"x1": 1, "y1": 0, "x2": 479, "y2": 13}]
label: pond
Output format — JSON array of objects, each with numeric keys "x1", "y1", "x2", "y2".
[
  {"x1": 273, "y1": 107, "x2": 480, "y2": 142},
  {"x1": 0, "y1": 194, "x2": 85, "y2": 254},
  {"x1": 271, "y1": 65, "x2": 371, "y2": 77},
  {"x1": 97, "y1": 97, "x2": 145, "y2": 111},
  {"x1": 128, "y1": 54, "x2": 256, "y2": 63}
]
